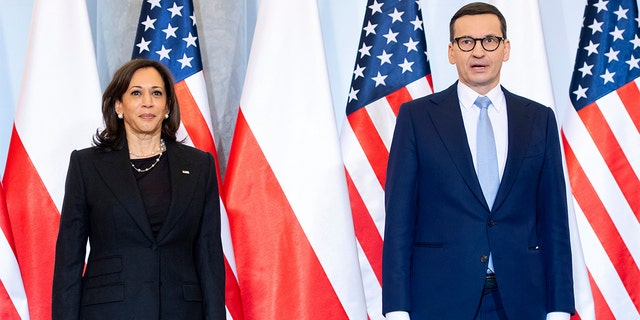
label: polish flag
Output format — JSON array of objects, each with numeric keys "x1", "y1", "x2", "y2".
[
  {"x1": 1, "y1": 0, "x2": 102, "y2": 318},
  {"x1": 223, "y1": 0, "x2": 368, "y2": 318}
]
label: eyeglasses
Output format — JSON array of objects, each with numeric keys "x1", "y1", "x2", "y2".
[{"x1": 453, "y1": 36, "x2": 504, "y2": 52}]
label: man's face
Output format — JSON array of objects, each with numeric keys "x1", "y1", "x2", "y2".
[{"x1": 448, "y1": 14, "x2": 510, "y2": 95}]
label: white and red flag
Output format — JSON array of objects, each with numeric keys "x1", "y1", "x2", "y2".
[
  {"x1": 223, "y1": 0, "x2": 368, "y2": 318},
  {"x1": 131, "y1": 0, "x2": 243, "y2": 318},
  {"x1": 563, "y1": 0, "x2": 640, "y2": 319},
  {"x1": 340, "y1": 0, "x2": 433, "y2": 317},
  {"x1": 2, "y1": 0, "x2": 103, "y2": 319}
]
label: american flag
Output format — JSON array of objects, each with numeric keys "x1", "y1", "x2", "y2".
[
  {"x1": 0, "y1": 182, "x2": 28, "y2": 320},
  {"x1": 339, "y1": 0, "x2": 433, "y2": 317},
  {"x1": 563, "y1": 0, "x2": 640, "y2": 319},
  {"x1": 132, "y1": 1, "x2": 243, "y2": 319}
]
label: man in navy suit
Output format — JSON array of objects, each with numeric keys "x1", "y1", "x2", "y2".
[{"x1": 382, "y1": 3, "x2": 574, "y2": 320}]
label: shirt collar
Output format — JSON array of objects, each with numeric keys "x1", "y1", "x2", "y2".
[{"x1": 457, "y1": 81, "x2": 504, "y2": 112}]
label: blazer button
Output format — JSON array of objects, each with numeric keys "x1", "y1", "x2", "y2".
[
  {"x1": 488, "y1": 219, "x2": 495, "y2": 227},
  {"x1": 480, "y1": 255, "x2": 489, "y2": 263}
]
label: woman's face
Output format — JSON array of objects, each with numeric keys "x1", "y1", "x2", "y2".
[{"x1": 115, "y1": 67, "x2": 169, "y2": 139}]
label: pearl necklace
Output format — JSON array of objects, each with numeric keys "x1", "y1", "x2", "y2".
[
  {"x1": 129, "y1": 139, "x2": 166, "y2": 158},
  {"x1": 130, "y1": 139, "x2": 166, "y2": 173}
]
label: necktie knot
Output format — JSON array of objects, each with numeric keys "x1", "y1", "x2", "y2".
[{"x1": 475, "y1": 96, "x2": 492, "y2": 110}]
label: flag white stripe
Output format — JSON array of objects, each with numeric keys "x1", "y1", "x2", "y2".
[
  {"x1": 0, "y1": 233, "x2": 29, "y2": 320},
  {"x1": 566, "y1": 197, "x2": 596, "y2": 320},
  {"x1": 564, "y1": 107, "x2": 640, "y2": 265},
  {"x1": 219, "y1": 201, "x2": 238, "y2": 276},
  {"x1": 356, "y1": 241, "x2": 384, "y2": 320},
  {"x1": 405, "y1": 77, "x2": 433, "y2": 100},
  {"x1": 341, "y1": 124, "x2": 386, "y2": 237},
  {"x1": 573, "y1": 202, "x2": 640, "y2": 319},
  {"x1": 597, "y1": 90, "x2": 640, "y2": 178},
  {"x1": 366, "y1": 98, "x2": 397, "y2": 151},
  {"x1": 184, "y1": 72, "x2": 215, "y2": 135},
  {"x1": 176, "y1": 124, "x2": 193, "y2": 146}
]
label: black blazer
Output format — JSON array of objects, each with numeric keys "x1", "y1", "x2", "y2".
[
  {"x1": 382, "y1": 83, "x2": 574, "y2": 319},
  {"x1": 52, "y1": 140, "x2": 225, "y2": 320}
]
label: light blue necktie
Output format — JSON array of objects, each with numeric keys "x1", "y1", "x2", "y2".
[
  {"x1": 475, "y1": 95, "x2": 499, "y2": 209},
  {"x1": 476, "y1": 95, "x2": 499, "y2": 274}
]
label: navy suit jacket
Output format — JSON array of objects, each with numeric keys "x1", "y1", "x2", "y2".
[
  {"x1": 52, "y1": 140, "x2": 225, "y2": 320},
  {"x1": 382, "y1": 83, "x2": 574, "y2": 319}
]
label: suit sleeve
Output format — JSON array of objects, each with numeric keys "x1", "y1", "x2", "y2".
[
  {"x1": 538, "y1": 109, "x2": 575, "y2": 314},
  {"x1": 196, "y1": 152, "x2": 226, "y2": 319},
  {"x1": 52, "y1": 150, "x2": 88, "y2": 320},
  {"x1": 382, "y1": 104, "x2": 419, "y2": 314}
]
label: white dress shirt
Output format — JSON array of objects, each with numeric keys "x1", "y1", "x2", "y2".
[{"x1": 457, "y1": 82, "x2": 508, "y2": 182}]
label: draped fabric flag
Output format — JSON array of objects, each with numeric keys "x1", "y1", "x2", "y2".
[
  {"x1": 0, "y1": 183, "x2": 27, "y2": 320},
  {"x1": 2, "y1": 0, "x2": 103, "y2": 318},
  {"x1": 563, "y1": 0, "x2": 640, "y2": 319},
  {"x1": 339, "y1": 0, "x2": 432, "y2": 317},
  {"x1": 131, "y1": 1, "x2": 243, "y2": 318},
  {"x1": 491, "y1": 0, "x2": 555, "y2": 108},
  {"x1": 223, "y1": 0, "x2": 368, "y2": 318}
]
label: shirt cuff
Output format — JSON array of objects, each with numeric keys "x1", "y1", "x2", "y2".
[
  {"x1": 386, "y1": 310, "x2": 568, "y2": 319},
  {"x1": 386, "y1": 311, "x2": 410, "y2": 320},
  {"x1": 546, "y1": 311, "x2": 570, "y2": 320}
]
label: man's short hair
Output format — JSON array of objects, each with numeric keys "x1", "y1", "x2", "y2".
[{"x1": 449, "y1": 2, "x2": 507, "y2": 42}]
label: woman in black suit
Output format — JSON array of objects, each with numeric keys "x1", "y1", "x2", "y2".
[{"x1": 52, "y1": 59, "x2": 225, "y2": 319}]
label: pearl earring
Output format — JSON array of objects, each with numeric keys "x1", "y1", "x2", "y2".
[
  {"x1": 164, "y1": 114, "x2": 169, "y2": 119},
  {"x1": 118, "y1": 113, "x2": 123, "y2": 119}
]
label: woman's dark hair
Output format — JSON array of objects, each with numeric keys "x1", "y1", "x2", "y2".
[
  {"x1": 449, "y1": 2, "x2": 507, "y2": 42},
  {"x1": 93, "y1": 59, "x2": 181, "y2": 151}
]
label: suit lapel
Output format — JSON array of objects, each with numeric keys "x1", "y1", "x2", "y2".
[
  {"x1": 156, "y1": 142, "x2": 199, "y2": 242},
  {"x1": 491, "y1": 88, "x2": 534, "y2": 212},
  {"x1": 94, "y1": 148, "x2": 155, "y2": 242},
  {"x1": 428, "y1": 84, "x2": 488, "y2": 209}
]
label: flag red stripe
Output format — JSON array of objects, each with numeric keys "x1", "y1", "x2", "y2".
[
  {"x1": 223, "y1": 259, "x2": 244, "y2": 320},
  {"x1": 0, "y1": 189, "x2": 15, "y2": 253},
  {"x1": 225, "y1": 110, "x2": 349, "y2": 319},
  {"x1": 577, "y1": 103, "x2": 640, "y2": 219},
  {"x1": 0, "y1": 281, "x2": 21, "y2": 320},
  {"x1": 348, "y1": 109, "x2": 389, "y2": 188},
  {"x1": 174, "y1": 81, "x2": 216, "y2": 155},
  {"x1": 3, "y1": 127, "x2": 59, "y2": 320},
  {"x1": 588, "y1": 271, "x2": 616, "y2": 319},
  {"x1": 345, "y1": 172, "x2": 383, "y2": 284},
  {"x1": 386, "y1": 86, "x2": 413, "y2": 116},
  {"x1": 563, "y1": 137, "x2": 640, "y2": 313},
  {"x1": 616, "y1": 81, "x2": 640, "y2": 133}
]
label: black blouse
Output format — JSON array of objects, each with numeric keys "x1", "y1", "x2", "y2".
[{"x1": 130, "y1": 152, "x2": 171, "y2": 237}]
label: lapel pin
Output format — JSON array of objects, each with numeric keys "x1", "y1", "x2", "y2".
[{"x1": 182, "y1": 170, "x2": 190, "y2": 175}]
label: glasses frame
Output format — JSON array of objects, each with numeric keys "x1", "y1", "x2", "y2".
[{"x1": 453, "y1": 36, "x2": 504, "y2": 52}]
